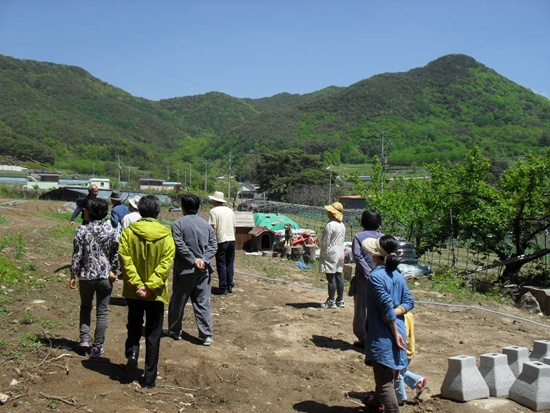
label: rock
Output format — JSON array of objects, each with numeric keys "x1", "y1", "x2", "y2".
[
  {"x1": 0, "y1": 393, "x2": 8, "y2": 405},
  {"x1": 518, "y1": 292, "x2": 542, "y2": 313}
]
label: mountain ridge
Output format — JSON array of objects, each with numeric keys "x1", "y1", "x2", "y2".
[{"x1": 0, "y1": 53, "x2": 548, "y2": 178}]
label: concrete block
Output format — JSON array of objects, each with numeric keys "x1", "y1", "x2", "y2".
[
  {"x1": 508, "y1": 361, "x2": 550, "y2": 411},
  {"x1": 530, "y1": 340, "x2": 550, "y2": 362},
  {"x1": 543, "y1": 356, "x2": 550, "y2": 366},
  {"x1": 522, "y1": 286, "x2": 550, "y2": 315},
  {"x1": 479, "y1": 353, "x2": 516, "y2": 397},
  {"x1": 503, "y1": 346, "x2": 530, "y2": 377},
  {"x1": 440, "y1": 355, "x2": 490, "y2": 402}
]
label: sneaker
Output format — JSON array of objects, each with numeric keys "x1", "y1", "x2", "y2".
[
  {"x1": 336, "y1": 300, "x2": 345, "y2": 308},
  {"x1": 203, "y1": 336, "x2": 213, "y2": 346},
  {"x1": 416, "y1": 377, "x2": 427, "y2": 397},
  {"x1": 320, "y1": 300, "x2": 337, "y2": 309},
  {"x1": 90, "y1": 346, "x2": 104, "y2": 358},
  {"x1": 79, "y1": 337, "x2": 92, "y2": 349},
  {"x1": 163, "y1": 329, "x2": 182, "y2": 340}
]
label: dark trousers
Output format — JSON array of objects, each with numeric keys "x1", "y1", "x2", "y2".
[
  {"x1": 216, "y1": 241, "x2": 235, "y2": 289},
  {"x1": 325, "y1": 272, "x2": 344, "y2": 303},
  {"x1": 125, "y1": 298, "x2": 164, "y2": 386},
  {"x1": 373, "y1": 361, "x2": 400, "y2": 413}
]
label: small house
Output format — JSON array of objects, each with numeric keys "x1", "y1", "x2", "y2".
[
  {"x1": 26, "y1": 172, "x2": 62, "y2": 190},
  {"x1": 139, "y1": 178, "x2": 165, "y2": 191}
]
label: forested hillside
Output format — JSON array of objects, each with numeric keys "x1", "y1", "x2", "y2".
[{"x1": 0, "y1": 53, "x2": 548, "y2": 178}]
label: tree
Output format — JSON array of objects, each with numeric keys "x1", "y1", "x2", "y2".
[
  {"x1": 254, "y1": 150, "x2": 330, "y2": 202},
  {"x1": 357, "y1": 148, "x2": 550, "y2": 285}
]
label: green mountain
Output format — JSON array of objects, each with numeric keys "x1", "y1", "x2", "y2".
[{"x1": 0, "y1": 53, "x2": 548, "y2": 178}]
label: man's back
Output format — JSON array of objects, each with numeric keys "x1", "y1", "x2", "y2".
[
  {"x1": 172, "y1": 214, "x2": 217, "y2": 275},
  {"x1": 209, "y1": 205, "x2": 236, "y2": 243}
]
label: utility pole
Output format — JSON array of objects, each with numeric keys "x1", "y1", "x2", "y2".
[
  {"x1": 189, "y1": 163, "x2": 192, "y2": 189},
  {"x1": 327, "y1": 166, "x2": 332, "y2": 204},
  {"x1": 117, "y1": 154, "x2": 121, "y2": 189},
  {"x1": 380, "y1": 132, "x2": 387, "y2": 192},
  {"x1": 227, "y1": 151, "x2": 232, "y2": 201},
  {"x1": 205, "y1": 162, "x2": 208, "y2": 192}
]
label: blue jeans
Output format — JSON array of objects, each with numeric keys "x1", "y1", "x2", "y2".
[
  {"x1": 216, "y1": 241, "x2": 235, "y2": 289},
  {"x1": 394, "y1": 364, "x2": 423, "y2": 402},
  {"x1": 78, "y1": 278, "x2": 112, "y2": 347}
]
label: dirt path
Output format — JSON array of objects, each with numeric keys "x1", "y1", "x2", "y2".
[{"x1": 0, "y1": 199, "x2": 549, "y2": 413}]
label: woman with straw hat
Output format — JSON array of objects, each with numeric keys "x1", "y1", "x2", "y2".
[{"x1": 319, "y1": 202, "x2": 346, "y2": 309}]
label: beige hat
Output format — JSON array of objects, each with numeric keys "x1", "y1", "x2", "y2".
[
  {"x1": 324, "y1": 202, "x2": 344, "y2": 222},
  {"x1": 208, "y1": 191, "x2": 227, "y2": 204},
  {"x1": 129, "y1": 196, "x2": 141, "y2": 209},
  {"x1": 362, "y1": 237, "x2": 388, "y2": 257}
]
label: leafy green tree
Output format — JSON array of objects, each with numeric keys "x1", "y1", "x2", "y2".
[
  {"x1": 254, "y1": 150, "x2": 330, "y2": 202},
  {"x1": 358, "y1": 148, "x2": 550, "y2": 284}
]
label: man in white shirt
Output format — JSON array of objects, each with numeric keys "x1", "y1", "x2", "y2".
[
  {"x1": 120, "y1": 196, "x2": 141, "y2": 231},
  {"x1": 208, "y1": 191, "x2": 236, "y2": 294}
]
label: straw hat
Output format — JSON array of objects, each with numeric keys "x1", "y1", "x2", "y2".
[
  {"x1": 208, "y1": 191, "x2": 227, "y2": 204},
  {"x1": 362, "y1": 238, "x2": 388, "y2": 257},
  {"x1": 324, "y1": 202, "x2": 344, "y2": 221}
]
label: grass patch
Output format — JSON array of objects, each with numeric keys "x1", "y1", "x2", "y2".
[{"x1": 426, "y1": 268, "x2": 510, "y2": 305}]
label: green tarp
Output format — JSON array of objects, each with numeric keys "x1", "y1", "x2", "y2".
[{"x1": 253, "y1": 213, "x2": 300, "y2": 231}]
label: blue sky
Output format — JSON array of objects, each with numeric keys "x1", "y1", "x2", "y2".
[{"x1": 1, "y1": 0, "x2": 549, "y2": 100}]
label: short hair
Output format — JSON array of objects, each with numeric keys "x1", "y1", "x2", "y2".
[
  {"x1": 88, "y1": 184, "x2": 99, "y2": 196},
  {"x1": 138, "y1": 195, "x2": 161, "y2": 218},
  {"x1": 180, "y1": 194, "x2": 200, "y2": 214},
  {"x1": 86, "y1": 198, "x2": 108, "y2": 221},
  {"x1": 361, "y1": 210, "x2": 382, "y2": 230}
]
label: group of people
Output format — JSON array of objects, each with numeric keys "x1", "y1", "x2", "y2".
[
  {"x1": 69, "y1": 186, "x2": 235, "y2": 388},
  {"x1": 318, "y1": 204, "x2": 426, "y2": 412},
  {"x1": 69, "y1": 184, "x2": 424, "y2": 402}
]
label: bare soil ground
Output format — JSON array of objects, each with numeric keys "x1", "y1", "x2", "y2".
[{"x1": 0, "y1": 199, "x2": 549, "y2": 413}]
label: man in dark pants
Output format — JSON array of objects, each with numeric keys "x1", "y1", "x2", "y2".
[
  {"x1": 208, "y1": 191, "x2": 236, "y2": 294},
  {"x1": 118, "y1": 195, "x2": 175, "y2": 388},
  {"x1": 69, "y1": 184, "x2": 99, "y2": 226},
  {"x1": 167, "y1": 194, "x2": 217, "y2": 346}
]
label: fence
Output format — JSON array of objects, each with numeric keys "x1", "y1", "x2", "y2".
[{"x1": 241, "y1": 200, "x2": 550, "y2": 277}]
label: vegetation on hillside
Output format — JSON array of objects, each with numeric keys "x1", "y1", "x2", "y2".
[{"x1": 1, "y1": 53, "x2": 549, "y2": 183}]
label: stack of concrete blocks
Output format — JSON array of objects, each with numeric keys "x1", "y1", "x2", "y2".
[
  {"x1": 440, "y1": 355, "x2": 490, "y2": 402},
  {"x1": 503, "y1": 346, "x2": 530, "y2": 377},
  {"x1": 478, "y1": 353, "x2": 516, "y2": 397},
  {"x1": 508, "y1": 361, "x2": 550, "y2": 411},
  {"x1": 529, "y1": 340, "x2": 550, "y2": 362}
]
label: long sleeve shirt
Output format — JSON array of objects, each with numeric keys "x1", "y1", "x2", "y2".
[
  {"x1": 172, "y1": 214, "x2": 217, "y2": 276},
  {"x1": 365, "y1": 265, "x2": 414, "y2": 370},
  {"x1": 71, "y1": 220, "x2": 119, "y2": 279},
  {"x1": 352, "y1": 230, "x2": 383, "y2": 279}
]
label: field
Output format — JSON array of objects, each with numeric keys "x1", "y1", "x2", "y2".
[{"x1": 0, "y1": 199, "x2": 549, "y2": 413}]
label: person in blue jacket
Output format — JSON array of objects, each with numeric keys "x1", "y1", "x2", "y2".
[{"x1": 362, "y1": 235, "x2": 414, "y2": 413}]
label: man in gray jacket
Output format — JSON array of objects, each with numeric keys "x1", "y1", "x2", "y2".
[{"x1": 167, "y1": 194, "x2": 217, "y2": 346}]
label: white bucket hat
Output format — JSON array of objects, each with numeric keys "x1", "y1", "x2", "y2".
[
  {"x1": 129, "y1": 196, "x2": 141, "y2": 209},
  {"x1": 208, "y1": 191, "x2": 227, "y2": 204}
]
